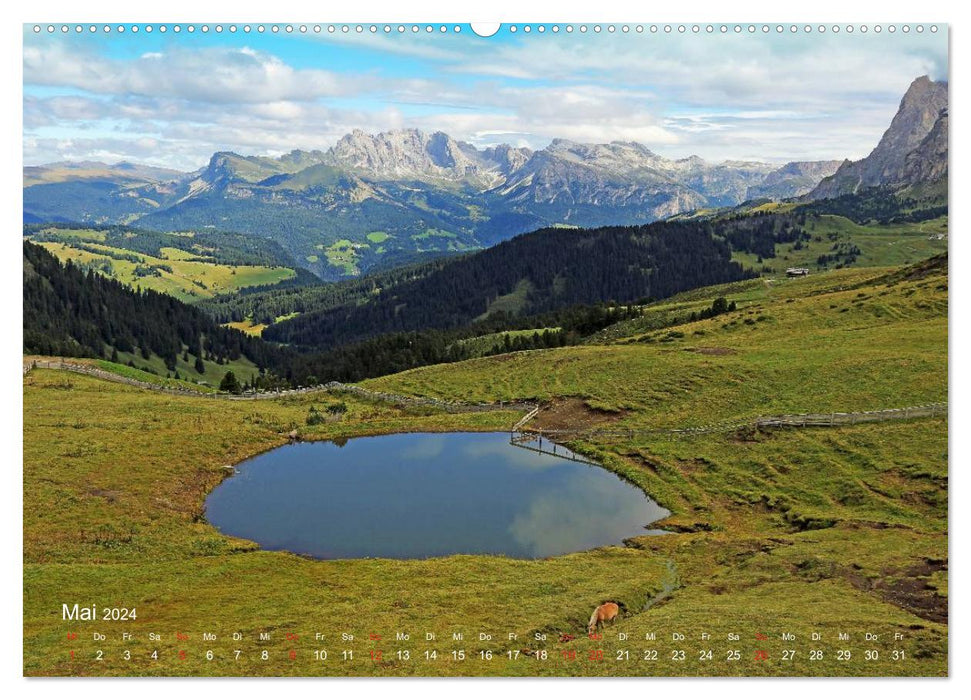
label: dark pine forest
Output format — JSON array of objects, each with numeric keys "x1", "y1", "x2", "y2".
[
  {"x1": 265, "y1": 221, "x2": 754, "y2": 349},
  {"x1": 24, "y1": 241, "x2": 282, "y2": 371},
  {"x1": 24, "y1": 213, "x2": 805, "y2": 385}
]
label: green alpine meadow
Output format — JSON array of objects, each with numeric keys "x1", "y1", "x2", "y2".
[{"x1": 23, "y1": 24, "x2": 948, "y2": 679}]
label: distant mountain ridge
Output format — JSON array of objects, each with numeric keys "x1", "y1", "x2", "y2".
[
  {"x1": 193, "y1": 132, "x2": 833, "y2": 209},
  {"x1": 748, "y1": 160, "x2": 843, "y2": 200},
  {"x1": 25, "y1": 86, "x2": 928, "y2": 280},
  {"x1": 809, "y1": 76, "x2": 948, "y2": 199},
  {"x1": 23, "y1": 134, "x2": 838, "y2": 280},
  {"x1": 22, "y1": 161, "x2": 184, "y2": 188}
]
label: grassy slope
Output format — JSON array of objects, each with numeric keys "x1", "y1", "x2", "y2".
[
  {"x1": 477, "y1": 279, "x2": 535, "y2": 320},
  {"x1": 109, "y1": 349, "x2": 260, "y2": 389},
  {"x1": 320, "y1": 239, "x2": 365, "y2": 276},
  {"x1": 36, "y1": 240, "x2": 295, "y2": 303},
  {"x1": 23, "y1": 356, "x2": 218, "y2": 394},
  {"x1": 729, "y1": 214, "x2": 948, "y2": 274},
  {"x1": 36, "y1": 344, "x2": 260, "y2": 392},
  {"x1": 368, "y1": 265, "x2": 945, "y2": 423},
  {"x1": 95, "y1": 359, "x2": 220, "y2": 393},
  {"x1": 452, "y1": 328, "x2": 561, "y2": 358},
  {"x1": 24, "y1": 259, "x2": 947, "y2": 676}
]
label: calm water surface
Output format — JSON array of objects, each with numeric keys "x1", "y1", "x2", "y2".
[{"x1": 205, "y1": 432, "x2": 668, "y2": 560}]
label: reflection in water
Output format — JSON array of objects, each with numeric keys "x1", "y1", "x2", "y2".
[
  {"x1": 462, "y1": 437, "x2": 565, "y2": 471},
  {"x1": 508, "y1": 470, "x2": 668, "y2": 556},
  {"x1": 205, "y1": 432, "x2": 669, "y2": 560},
  {"x1": 397, "y1": 434, "x2": 447, "y2": 461}
]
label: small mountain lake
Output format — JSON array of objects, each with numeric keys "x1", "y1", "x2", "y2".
[{"x1": 205, "y1": 432, "x2": 669, "y2": 560}]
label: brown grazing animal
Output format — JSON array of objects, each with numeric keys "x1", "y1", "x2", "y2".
[{"x1": 588, "y1": 602, "x2": 620, "y2": 634}]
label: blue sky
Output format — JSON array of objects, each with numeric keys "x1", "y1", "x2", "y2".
[{"x1": 23, "y1": 23, "x2": 948, "y2": 170}]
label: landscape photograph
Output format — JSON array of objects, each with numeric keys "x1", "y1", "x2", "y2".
[{"x1": 22, "y1": 22, "x2": 948, "y2": 677}]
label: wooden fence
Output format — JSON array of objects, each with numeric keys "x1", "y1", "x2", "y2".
[
  {"x1": 753, "y1": 404, "x2": 946, "y2": 428},
  {"x1": 511, "y1": 405, "x2": 540, "y2": 432},
  {"x1": 25, "y1": 359, "x2": 946, "y2": 437},
  {"x1": 23, "y1": 360, "x2": 532, "y2": 414},
  {"x1": 512, "y1": 402, "x2": 946, "y2": 441},
  {"x1": 508, "y1": 432, "x2": 601, "y2": 465}
]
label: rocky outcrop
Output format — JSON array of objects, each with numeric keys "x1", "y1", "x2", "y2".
[
  {"x1": 326, "y1": 129, "x2": 499, "y2": 185},
  {"x1": 809, "y1": 76, "x2": 948, "y2": 199},
  {"x1": 900, "y1": 109, "x2": 948, "y2": 186}
]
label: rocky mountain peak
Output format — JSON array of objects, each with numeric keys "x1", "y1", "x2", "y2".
[
  {"x1": 206, "y1": 151, "x2": 239, "y2": 174},
  {"x1": 326, "y1": 128, "x2": 492, "y2": 181},
  {"x1": 481, "y1": 143, "x2": 533, "y2": 174},
  {"x1": 872, "y1": 76, "x2": 947, "y2": 167},
  {"x1": 900, "y1": 75, "x2": 938, "y2": 104},
  {"x1": 809, "y1": 76, "x2": 948, "y2": 198}
]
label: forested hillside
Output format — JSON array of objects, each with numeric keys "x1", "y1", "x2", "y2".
[
  {"x1": 23, "y1": 241, "x2": 281, "y2": 371},
  {"x1": 265, "y1": 221, "x2": 754, "y2": 349},
  {"x1": 287, "y1": 303, "x2": 648, "y2": 383},
  {"x1": 199, "y1": 254, "x2": 459, "y2": 327}
]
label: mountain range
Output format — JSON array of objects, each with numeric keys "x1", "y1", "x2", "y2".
[
  {"x1": 23, "y1": 76, "x2": 947, "y2": 280},
  {"x1": 24, "y1": 134, "x2": 839, "y2": 280}
]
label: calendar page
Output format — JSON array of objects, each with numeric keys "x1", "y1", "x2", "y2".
[{"x1": 22, "y1": 21, "x2": 948, "y2": 678}]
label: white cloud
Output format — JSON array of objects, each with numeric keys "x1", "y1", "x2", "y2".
[
  {"x1": 22, "y1": 31, "x2": 948, "y2": 169},
  {"x1": 444, "y1": 33, "x2": 946, "y2": 108},
  {"x1": 23, "y1": 42, "x2": 368, "y2": 104}
]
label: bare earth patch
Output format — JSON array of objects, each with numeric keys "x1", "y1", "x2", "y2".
[
  {"x1": 530, "y1": 397, "x2": 627, "y2": 432},
  {"x1": 846, "y1": 556, "x2": 948, "y2": 624}
]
